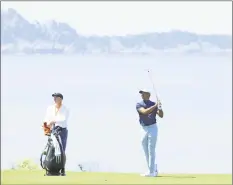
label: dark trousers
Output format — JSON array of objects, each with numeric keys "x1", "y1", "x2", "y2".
[
  {"x1": 54, "y1": 126, "x2": 68, "y2": 174},
  {"x1": 54, "y1": 126, "x2": 68, "y2": 152}
]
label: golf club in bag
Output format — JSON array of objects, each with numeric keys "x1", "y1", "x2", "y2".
[{"x1": 40, "y1": 125, "x2": 66, "y2": 176}]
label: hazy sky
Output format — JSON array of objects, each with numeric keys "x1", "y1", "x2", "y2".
[{"x1": 2, "y1": 1, "x2": 232, "y2": 36}]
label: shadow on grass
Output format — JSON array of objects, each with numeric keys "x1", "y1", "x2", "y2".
[{"x1": 157, "y1": 175, "x2": 196, "y2": 179}]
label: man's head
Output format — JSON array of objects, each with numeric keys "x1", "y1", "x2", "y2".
[
  {"x1": 139, "y1": 89, "x2": 151, "y2": 100},
  {"x1": 52, "y1": 93, "x2": 63, "y2": 104}
]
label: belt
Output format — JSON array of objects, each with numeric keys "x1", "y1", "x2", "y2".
[
  {"x1": 54, "y1": 126, "x2": 67, "y2": 130},
  {"x1": 142, "y1": 122, "x2": 156, "y2": 127}
]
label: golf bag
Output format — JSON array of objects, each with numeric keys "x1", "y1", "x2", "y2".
[{"x1": 40, "y1": 127, "x2": 66, "y2": 176}]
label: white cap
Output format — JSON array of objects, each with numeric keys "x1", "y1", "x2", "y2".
[{"x1": 139, "y1": 89, "x2": 151, "y2": 94}]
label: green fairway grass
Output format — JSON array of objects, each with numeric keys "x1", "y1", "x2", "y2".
[{"x1": 1, "y1": 170, "x2": 232, "y2": 184}]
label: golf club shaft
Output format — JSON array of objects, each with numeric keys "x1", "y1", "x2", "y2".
[{"x1": 147, "y1": 70, "x2": 160, "y2": 102}]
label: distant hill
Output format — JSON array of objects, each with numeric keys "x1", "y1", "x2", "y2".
[{"x1": 1, "y1": 8, "x2": 232, "y2": 55}]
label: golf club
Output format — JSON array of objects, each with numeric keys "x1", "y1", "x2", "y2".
[{"x1": 146, "y1": 69, "x2": 160, "y2": 102}]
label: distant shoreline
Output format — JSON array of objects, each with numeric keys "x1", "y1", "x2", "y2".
[
  {"x1": 1, "y1": 51, "x2": 232, "y2": 57},
  {"x1": 2, "y1": 8, "x2": 232, "y2": 55}
]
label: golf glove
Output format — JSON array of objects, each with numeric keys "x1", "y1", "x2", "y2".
[{"x1": 158, "y1": 102, "x2": 162, "y2": 110}]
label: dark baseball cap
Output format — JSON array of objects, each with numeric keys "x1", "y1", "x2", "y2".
[{"x1": 52, "y1": 93, "x2": 63, "y2": 99}]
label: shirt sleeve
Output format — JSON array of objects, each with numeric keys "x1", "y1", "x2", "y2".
[
  {"x1": 136, "y1": 103, "x2": 142, "y2": 111},
  {"x1": 44, "y1": 107, "x2": 50, "y2": 123}
]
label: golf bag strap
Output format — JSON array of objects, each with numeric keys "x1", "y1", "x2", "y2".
[{"x1": 40, "y1": 153, "x2": 45, "y2": 169}]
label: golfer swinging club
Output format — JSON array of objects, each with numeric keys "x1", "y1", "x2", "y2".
[
  {"x1": 44, "y1": 93, "x2": 69, "y2": 176},
  {"x1": 136, "y1": 89, "x2": 164, "y2": 177}
]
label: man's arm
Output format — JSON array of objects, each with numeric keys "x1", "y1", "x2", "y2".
[
  {"x1": 44, "y1": 107, "x2": 56, "y2": 128},
  {"x1": 44, "y1": 107, "x2": 50, "y2": 123},
  {"x1": 157, "y1": 109, "x2": 164, "y2": 118},
  {"x1": 136, "y1": 103, "x2": 158, "y2": 115}
]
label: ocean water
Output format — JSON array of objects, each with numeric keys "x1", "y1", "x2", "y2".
[{"x1": 1, "y1": 54, "x2": 232, "y2": 174}]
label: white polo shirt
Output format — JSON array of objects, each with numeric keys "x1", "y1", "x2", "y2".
[{"x1": 44, "y1": 104, "x2": 69, "y2": 128}]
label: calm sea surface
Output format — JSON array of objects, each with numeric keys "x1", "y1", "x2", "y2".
[{"x1": 1, "y1": 55, "x2": 232, "y2": 173}]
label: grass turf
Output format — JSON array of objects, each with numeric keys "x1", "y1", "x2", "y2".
[{"x1": 1, "y1": 170, "x2": 232, "y2": 184}]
